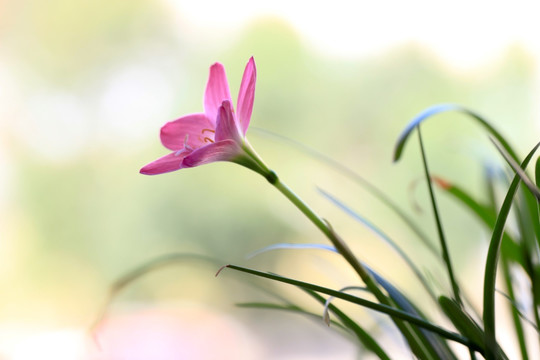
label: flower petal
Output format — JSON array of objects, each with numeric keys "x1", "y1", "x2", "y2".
[
  {"x1": 160, "y1": 113, "x2": 214, "y2": 151},
  {"x1": 140, "y1": 152, "x2": 186, "y2": 175},
  {"x1": 236, "y1": 57, "x2": 256, "y2": 135},
  {"x1": 182, "y1": 140, "x2": 242, "y2": 168},
  {"x1": 215, "y1": 100, "x2": 242, "y2": 143},
  {"x1": 204, "y1": 62, "x2": 232, "y2": 125}
]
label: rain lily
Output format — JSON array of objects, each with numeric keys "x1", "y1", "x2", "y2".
[{"x1": 140, "y1": 57, "x2": 270, "y2": 177}]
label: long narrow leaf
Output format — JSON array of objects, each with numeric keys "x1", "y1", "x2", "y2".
[
  {"x1": 366, "y1": 264, "x2": 457, "y2": 359},
  {"x1": 221, "y1": 264, "x2": 483, "y2": 353},
  {"x1": 417, "y1": 127, "x2": 462, "y2": 305},
  {"x1": 247, "y1": 243, "x2": 337, "y2": 259},
  {"x1": 393, "y1": 104, "x2": 519, "y2": 163},
  {"x1": 304, "y1": 290, "x2": 392, "y2": 360},
  {"x1": 433, "y1": 177, "x2": 525, "y2": 268},
  {"x1": 491, "y1": 136, "x2": 540, "y2": 201},
  {"x1": 483, "y1": 141, "x2": 540, "y2": 360}
]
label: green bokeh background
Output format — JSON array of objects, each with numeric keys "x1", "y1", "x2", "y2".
[{"x1": 0, "y1": 0, "x2": 538, "y2": 358}]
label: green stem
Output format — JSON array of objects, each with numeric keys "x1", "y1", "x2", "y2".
[
  {"x1": 241, "y1": 143, "x2": 442, "y2": 358},
  {"x1": 270, "y1": 175, "x2": 436, "y2": 358},
  {"x1": 272, "y1": 178, "x2": 386, "y2": 298}
]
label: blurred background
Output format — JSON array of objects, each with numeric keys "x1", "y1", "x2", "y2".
[{"x1": 0, "y1": 0, "x2": 539, "y2": 359}]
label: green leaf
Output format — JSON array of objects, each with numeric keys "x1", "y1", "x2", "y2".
[
  {"x1": 491, "y1": 136, "x2": 540, "y2": 202},
  {"x1": 438, "y1": 296, "x2": 486, "y2": 353},
  {"x1": 245, "y1": 242, "x2": 457, "y2": 358},
  {"x1": 221, "y1": 264, "x2": 482, "y2": 354},
  {"x1": 366, "y1": 265, "x2": 457, "y2": 359},
  {"x1": 416, "y1": 127, "x2": 462, "y2": 305},
  {"x1": 433, "y1": 177, "x2": 524, "y2": 268},
  {"x1": 247, "y1": 243, "x2": 337, "y2": 259},
  {"x1": 536, "y1": 156, "x2": 540, "y2": 188},
  {"x1": 304, "y1": 290, "x2": 392, "y2": 360},
  {"x1": 483, "y1": 141, "x2": 540, "y2": 360},
  {"x1": 393, "y1": 104, "x2": 519, "y2": 163},
  {"x1": 434, "y1": 173, "x2": 530, "y2": 359}
]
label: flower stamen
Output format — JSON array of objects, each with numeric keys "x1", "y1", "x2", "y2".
[{"x1": 204, "y1": 137, "x2": 214, "y2": 143}]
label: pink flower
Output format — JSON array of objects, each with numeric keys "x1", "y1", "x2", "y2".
[{"x1": 140, "y1": 57, "x2": 266, "y2": 176}]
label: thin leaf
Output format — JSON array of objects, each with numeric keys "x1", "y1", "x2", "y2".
[
  {"x1": 247, "y1": 243, "x2": 337, "y2": 259},
  {"x1": 435, "y1": 175, "x2": 530, "y2": 359},
  {"x1": 221, "y1": 264, "x2": 483, "y2": 354},
  {"x1": 366, "y1": 264, "x2": 457, "y2": 359},
  {"x1": 417, "y1": 127, "x2": 462, "y2": 305},
  {"x1": 439, "y1": 296, "x2": 509, "y2": 359},
  {"x1": 491, "y1": 136, "x2": 540, "y2": 201},
  {"x1": 248, "y1": 240, "x2": 455, "y2": 357},
  {"x1": 536, "y1": 156, "x2": 540, "y2": 188},
  {"x1": 483, "y1": 141, "x2": 540, "y2": 360},
  {"x1": 433, "y1": 177, "x2": 525, "y2": 268},
  {"x1": 305, "y1": 290, "x2": 392, "y2": 360},
  {"x1": 393, "y1": 104, "x2": 519, "y2": 163}
]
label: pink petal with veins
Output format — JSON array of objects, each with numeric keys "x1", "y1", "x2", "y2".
[
  {"x1": 140, "y1": 152, "x2": 187, "y2": 175},
  {"x1": 236, "y1": 57, "x2": 256, "y2": 135},
  {"x1": 215, "y1": 100, "x2": 242, "y2": 143},
  {"x1": 204, "y1": 63, "x2": 232, "y2": 124},
  {"x1": 160, "y1": 114, "x2": 214, "y2": 151},
  {"x1": 182, "y1": 140, "x2": 242, "y2": 168}
]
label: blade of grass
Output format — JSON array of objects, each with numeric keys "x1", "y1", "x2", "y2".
[
  {"x1": 483, "y1": 165, "x2": 530, "y2": 359},
  {"x1": 434, "y1": 175, "x2": 530, "y2": 359},
  {"x1": 536, "y1": 156, "x2": 540, "y2": 188},
  {"x1": 393, "y1": 104, "x2": 519, "y2": 163},
  {"x1": 246, "y1": 243, "x2": 337, "y2": 259},
  {"x1": 439, "y1": 296, "x2": 508, "y2": 360},
  {"x1": 220, "y1": 264, "x2": 483, "y2": 354},
  {"x1": 249, "y1": 240, "x2": 456, "y2": 357},
  {"x1": 438, "y1": 296, "x2": 486, "y2": 351},
  {"x1": 304, "y1": 289, "x2": 392, "y2": 360},
  {"x1": 483, "y1": 141, "x2": 540, "y2": 360},
  {"x1": 417, "y1": 127, "x2": 462, "y2": 305},
  {"x1": 366, "y1": 264, "x2": 458, "y2": 359},
  {"x1": 433, "y1": 177, "x2": 525, "y2": 268},
  {"x1": 490, "y1": 137, "x2": 540, "y2": 202}
]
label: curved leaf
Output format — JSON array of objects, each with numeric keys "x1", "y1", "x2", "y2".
[
  {"x1": 393, "y1": 104, "x2": 519, "y2": 163},
  {"x1": 483, "y1": 141, "x2": 540, "y2": 360},
  {"x1": 222, "y1": 264, "x2": 482, "y2": 354}
]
